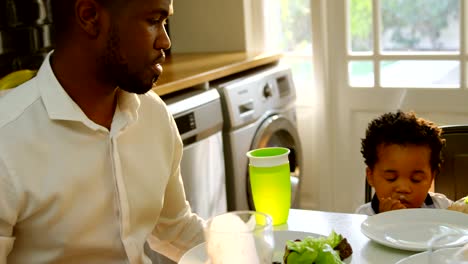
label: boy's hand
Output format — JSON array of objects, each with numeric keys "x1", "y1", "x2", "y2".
[{"x1": 379, "y1": 197, "x2": 407, "y2": 213}]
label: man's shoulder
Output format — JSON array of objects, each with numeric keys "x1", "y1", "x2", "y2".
[
  {"x1": 140, "y1": 89, "x2": 164, "y2": 104},
  {"x1": 0, "y1": 78, "x2": 41, "y2": 128},
  {"x1": 138, "y1": 90, "x2": 170, "y2": 113}
]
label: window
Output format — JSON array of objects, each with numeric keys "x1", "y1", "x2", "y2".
[
  {"x1": 264, "y1": 0, "x2": 313, "y2": 104},
  {"x1": 348, "y1": 0, "x2": 461, "y2": 89}
]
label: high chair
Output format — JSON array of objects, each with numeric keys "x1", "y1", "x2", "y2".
[{"x1": 436, "y1": 125, "x2": 468, "y2": 201}]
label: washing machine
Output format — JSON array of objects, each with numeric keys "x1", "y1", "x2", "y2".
[{"x1": 213, "y1": 64, "x2": 303, "y2": 211}]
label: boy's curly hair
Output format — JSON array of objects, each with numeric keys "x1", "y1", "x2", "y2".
[{"x1": 361, "y1": 111, "x2": 445, "y2": 173}]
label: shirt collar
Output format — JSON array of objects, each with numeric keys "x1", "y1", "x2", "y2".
[
  {"x1": 37, "y1": 51, "x2": 141, "y2": 130},
  {"x1": 37, "y1": 51, "x2": 89, "y2": 123},
  {"x1": 117, "y1": 89, "x2": 140, "y2": 125},
  {"x1": 371, "y1": 193, "x2": 434, "y2": 214},
  {"x1": 112, "y1": 89, "x2": 141, "y2": 133}
]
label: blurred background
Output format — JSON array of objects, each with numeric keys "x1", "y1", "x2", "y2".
[{"x1": 0, "y1": 0, "x2": 54, "y2": 78}]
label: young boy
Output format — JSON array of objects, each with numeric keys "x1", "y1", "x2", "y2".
[{"x1": 355, "y1": 111, "x2": 453, "y2": 215}]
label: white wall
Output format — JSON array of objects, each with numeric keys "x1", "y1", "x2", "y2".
[
  {"x1": 295, "y1": 94, "x2": 320, "y2": 210},
  {"x1": 170, "y1": 0, "x2": 265, "y2": 53}
]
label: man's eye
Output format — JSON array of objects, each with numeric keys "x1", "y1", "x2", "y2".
[
  {"x1": 385, "y1": 178, "x2": 396, "y2": 182},
  {"x1": 148, "y1": 18, "x2": 167, "y2": 25},
  {"x1": 148, "y1": 19, "x2": 160, "y2": 25}
]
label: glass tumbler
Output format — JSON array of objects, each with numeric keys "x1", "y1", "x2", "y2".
[{"x1": 204, "y1": 211, "x2": 274, "y2": 264}]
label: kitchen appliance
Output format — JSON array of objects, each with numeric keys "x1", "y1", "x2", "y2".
[
  {"x1": 164, "y1": 88, "x2": 227, "y2": 218},
  {"x1": 145, "y1": 88, "x2": 227, "y2": 263},
  {"x1": 213, "y1": 64, "x2": 303, "y2": 211},
  {"x1": 0, "y1": 0, "x2": 52, "y2": 28}
]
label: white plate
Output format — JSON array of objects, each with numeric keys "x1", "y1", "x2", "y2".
[
  {"x1": 395, "y1": 247, "x2": 462, "y2": 264},
  {"x1": 361, "y1": 209, "x2": 468, "y2": 251},
  {"x1": 179, "y1": 230, "x2": 351, "y2": 264}
]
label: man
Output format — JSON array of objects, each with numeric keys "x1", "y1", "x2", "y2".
[{"x1": 0, "y1": 0, "x2": 205, "y2": 263}]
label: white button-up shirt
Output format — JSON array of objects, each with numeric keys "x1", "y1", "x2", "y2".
[{"x1": 0, "y1": 54, "x2": 204, "y2": 264}]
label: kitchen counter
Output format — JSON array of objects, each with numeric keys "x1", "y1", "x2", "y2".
[{"x1": 152, "y1": 52, "x2": 282, "y2": 96}]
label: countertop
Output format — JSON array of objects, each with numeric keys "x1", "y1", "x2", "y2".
[{"x1": 152, "y1": 52, "x2": 282, "y2": 96}]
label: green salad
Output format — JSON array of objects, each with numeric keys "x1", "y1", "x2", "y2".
[{"x1": 283, "y1": 231, "x2": 352, "y2": 264}]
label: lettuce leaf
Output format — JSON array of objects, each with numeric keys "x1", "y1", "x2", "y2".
[{"x1": 284, "y1": 230, "x2": 346, "y2": 264}]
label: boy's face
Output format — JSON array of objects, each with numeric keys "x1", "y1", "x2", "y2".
[{"x1": 366, "y1": 143, "x2": 435, "y2": 209}]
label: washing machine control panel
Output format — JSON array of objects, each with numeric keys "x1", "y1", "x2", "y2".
[
  {"x1": 216, "y1": 64, "x2": 296, "y2": 128},
  {"x1": 174, "y1": 112, "x2": 196, "y2": 134},
  {"x1": 263, "y1": 83, "x2": 273, "y2": 98}
]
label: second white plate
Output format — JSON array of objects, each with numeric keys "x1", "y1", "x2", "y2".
[
  {"x1": 395, "y1": 247, "x2": 463, "y2": 264},
  {"x1": 361, "y1": 209, "x2": 468, "y2": 251}
]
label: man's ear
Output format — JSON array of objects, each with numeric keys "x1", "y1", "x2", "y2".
[
  {"x1": 366, "y1": 167, "x2": 374, "y2": 187},
  {"x1": 75, "y1": 0, "x2": 102, "y2": 38}
]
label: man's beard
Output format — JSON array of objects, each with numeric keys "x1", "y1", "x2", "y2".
[{"x1": 99, "y1": 25, "x2": 159, "y2": 94}]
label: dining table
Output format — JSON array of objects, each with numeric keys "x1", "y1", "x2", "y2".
[
  {"x1": 180, "y1": 208, "x2": 468, "y2": 263},
  {"x1": 280, "y1": 209, "x2": 417, "y2": 264}
]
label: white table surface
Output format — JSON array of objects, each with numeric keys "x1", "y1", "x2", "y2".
[
  {"x1": 180, "y1": 209, "x2": 423, "y2": 264},
  {"x1": 282, "y1": 209, "x2": 415, "y2": 264}
]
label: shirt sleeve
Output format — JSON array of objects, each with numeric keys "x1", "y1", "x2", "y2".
[
  {"x1": 0, "y1": 157, "x2": 18, "y2": 263},
  {"x1": 147, "y1": 118, "x2": 205, "y2": 262},
  {"x1": 429, "y1": 192, "x2": 453, "y2": 209},
  {"x1": 354, "y1": 202, "x2": 375, "y2": 216}
]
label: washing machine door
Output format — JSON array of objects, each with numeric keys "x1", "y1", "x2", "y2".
[{"x1": 247, "y1": 114, "x2": 302, "y2": 209}]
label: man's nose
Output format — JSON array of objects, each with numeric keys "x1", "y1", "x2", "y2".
[{"x1": 155, "y1": 26, "x2": 171, "y2": 51}]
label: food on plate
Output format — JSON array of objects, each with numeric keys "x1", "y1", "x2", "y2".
[
  {"x1": 447, "y1": 196, "x2": 468, "y2": 214},
  {"x1": 282, "y1": 230, "x2": 352, "y2": 264},
  {"x1": 333, "y1": 238, "x2": 353, "y2": 261}
]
